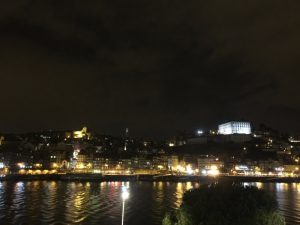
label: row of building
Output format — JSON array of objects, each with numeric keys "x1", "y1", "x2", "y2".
[
  {"x1": 1, "y1": 151, "x2": 299, "y2": 178},
  {"x1": 0, "y1": 123, "x2": 300, "y2": 177}
]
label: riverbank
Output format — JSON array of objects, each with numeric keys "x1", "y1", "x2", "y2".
[{"x1": 1, "y1": 173, "x2": 300, "y2": 183}]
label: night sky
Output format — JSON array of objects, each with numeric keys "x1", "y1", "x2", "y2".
[{"x1": 1, "y1": 1, "x2": 300, "y2": 137}]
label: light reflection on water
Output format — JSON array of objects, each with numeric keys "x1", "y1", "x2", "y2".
[
  {"x1": 0, "y1": 181, "x2": 299, "y2": 225},
  {"x1": 249, "y1": 182, "x2": 300, "y2": 225}
]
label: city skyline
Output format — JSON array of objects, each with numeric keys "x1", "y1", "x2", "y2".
[{"x1": 1, "y1": 1, "x2": 300, "y2": 225}]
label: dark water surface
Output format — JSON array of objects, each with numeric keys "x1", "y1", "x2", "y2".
[{"x1": 0, "y1": 181, "x2": 299, "y2": 225}]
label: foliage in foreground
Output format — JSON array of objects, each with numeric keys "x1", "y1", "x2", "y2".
[{"x1": 163, "y1": 183, "x2": 285, "y2": 225}]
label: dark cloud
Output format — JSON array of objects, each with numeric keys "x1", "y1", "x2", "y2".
[{"x1": 0, "y1": 0, "x2": 300, "y2": 137}]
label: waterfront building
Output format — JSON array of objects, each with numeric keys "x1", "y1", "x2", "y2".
[
  {"x1": 152, "y1": 155, "x2": 168, "y2": 170},
  {"x1": 283, "y1": 164, "x2": 300, "y2": 175},
  {"x1": 257, "y1": 160, "x2": 282, "y2": 173},
  {"x1": 76, "y1": 151, "x2": 93, "y2": 171},
  {"x1": 50, "y1": 150, "x2": 68, "y2": 169},
  {"x1": 168, "y1": 155, "x2": 179, "y2": 171},
  {"x1": 197, "y1": 155, "x2": 223, "y2": 174}
]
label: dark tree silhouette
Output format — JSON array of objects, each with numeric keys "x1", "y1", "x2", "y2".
[{"x1": 163, "y1": 183, "x2": 285, "y2": 225}]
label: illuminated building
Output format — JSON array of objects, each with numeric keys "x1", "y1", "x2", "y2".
[
  {"x1": 65, "y1": 127, "x2": 92, "y2": 139},
  {"x1": 218, "y1": 121, "x2": 251, "y2": 135},
  {"x1": 168, "y1": 155, "x2": 179, "y2": 171},
  {"x1": 198, "y1": 156, "x2": 223, "y2": 176},
  {"x1": 73, "y1": 127, "x2": 91, "y2": 139},
  {"x1": 152, "y1": 156, "x2": 168, "y2": 170},
  {"x1": 75, "y1": 152, "x2": 93, "y2": 171}
]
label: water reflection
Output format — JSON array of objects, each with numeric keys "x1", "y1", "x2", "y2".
[
  {"x1": 276, "y1": 183, "x2": 289, "y2": 191},
  {"x1": 65, "y1": 182, "x2": 91, "y2": 223},
  {"x1": 256, "y1": 182, "x2": 263, "y2": 189},
  {"x1": 252, "y1": 182, "x2": 300, "y2": 225},
  {"x1": 173, "y1": 182, "x2": 198, "y2": 208},
  {"x1": 0, "y1": 181, "x2": 299, "y2": 225}
]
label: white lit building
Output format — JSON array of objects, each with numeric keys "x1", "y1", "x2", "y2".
[{"x1": 218, "y1": 122, "x2": 251, "y2": 135}]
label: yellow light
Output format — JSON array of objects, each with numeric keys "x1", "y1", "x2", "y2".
[
  {"x1": 168, "y1": 143, "x2": 175, "y2": 147},
  {"x1": 211, "y1": 165, "x2": 218, "y2": 170},
  {"x1": 73, "y1": 131, "x2": 84, "y2": 138},
  {"x1": 176, "y1": 165, "x2": 185, "y2": 172},
  {"x1": 157, "y1": 165, "x2": 164, "y2": 170},
  {"x1": 256, "y1": 182, "x2": 263, "y2": 189},
  {"x1": 207, "y1": 169, "x2": 220, "y2": 176},
  {"x1": 19, "y1": 169, "x2": 26, "y2": 174},
  {"x1": 73, "y1": 127, "x2": 89, "y2": 139},
  {"x1": 77, "y1": 163, "x2": 85, "y2": 169},
  {"x1": 17, "y1": 163, "x2": 25, "y2": 169},
  {"x1": 186, "y1": 165, "x2": 194, "y2": 175}
]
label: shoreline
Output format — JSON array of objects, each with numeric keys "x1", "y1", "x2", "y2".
[{"x1": 1, "y1": 174, "x2": 300, "y2": 183}]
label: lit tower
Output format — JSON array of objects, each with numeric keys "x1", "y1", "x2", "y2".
[{"x1": 124, "y1": 128, "x2": 129, "y2": 151}]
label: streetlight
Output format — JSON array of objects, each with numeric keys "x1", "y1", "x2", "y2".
[{"x1": 121, "y1": 186, "x2": 129, "y2": 225}]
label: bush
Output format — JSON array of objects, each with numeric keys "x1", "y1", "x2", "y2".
[{"x1": 163, "y1": 183, "x2": 285, "y2": 225}]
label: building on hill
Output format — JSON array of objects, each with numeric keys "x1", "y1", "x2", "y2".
[{"x1": 218, "y1": 121, "x2": 251, "y2": 135}]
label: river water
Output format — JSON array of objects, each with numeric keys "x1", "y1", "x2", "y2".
[{"x1": 0, "y1": 181, "x2": 299, "y2": 225}]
